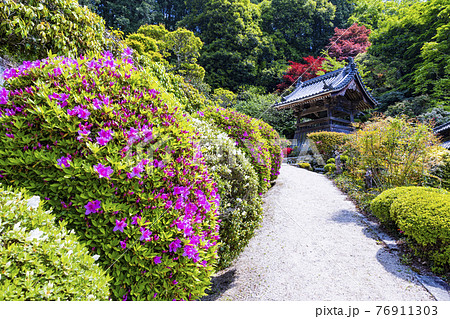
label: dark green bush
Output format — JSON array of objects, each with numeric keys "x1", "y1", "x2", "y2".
[
  {"x1": 391, "y1": 189, "x2": 450, "y2": 272},
  {"x1": 0, "y1": 53, "x2": 220, "y2": 300},
  {"x1": 0, "y1": 186, "x2": 110, "y2": 300},
  {"x1": 0, "y1": 0, "x2": 123, "y2": 61}
]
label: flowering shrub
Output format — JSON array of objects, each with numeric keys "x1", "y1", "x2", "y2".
[
  {"x1": 0, "y1": 0, "x2": 123, "y2": 61},
  {"x1": 0, "y1": 186, "x2": 110, "y2": 300},
  {"x1": 283, "y1": 147, "x2": 293, "y2": 157},
  {"x1": 256, "y1": 118, "x2": 282, "y2": 182},
  {"x1": 0, "y1": 52, "x2": 220, "y2": 300},
  {"x1": 203, "y1": 106, "x2": 272, "y2": 192},
  {"x1": 191, "y1": 118, "x2": 263, "y2": 269},
  {"x1": 307, "y1": 131, "x2": 349, "y2": 162}
]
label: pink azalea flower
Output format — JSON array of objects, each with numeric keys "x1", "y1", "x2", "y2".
[
  {"x1": 131, "y1": 215, "x2": 141, "y2": 225},
  {"x1": 169, "y1": 238, "x2": 181, "y2": 253},
  {"x1": 57, "y1": 156, "x2": 71, "y2": 168},
  {"x1": 120, "y1": 240, "x2": 127, "y2": 249},
  {"x1": 153, "y1": 256, "x2": 161, "y2": 264},
  {"x1": 113, "y1": 218, "x2": 127, "y2": 232},
  {"x1": 139, "y1": 227, "x2": 152, "y2": 241},
  {"x1": 93, "y1": 163, "x2": 113, "y2": 179},
  {"x1": 84, "y1": 200, "x2": 101, "y2": 215}
]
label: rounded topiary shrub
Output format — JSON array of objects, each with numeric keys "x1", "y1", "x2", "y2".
[
  {"x1": 370, "y1": 186, "x2": 446, "y2": 225},
  {"x1": 324, "y1": 163, "x2": 336, "y2": 173},
  {"x1": 390, "y1": 188, "x2": 450, "y2": 272},
  {"x1": 191, "y1": 118, "x2": 263, "y2": 269},
  {"x1": 0, "y1": 186, "x2": 110, "y2": 300},
  {"x1": 203, "y1": 105, "x2": 272, "y2": 192},
  {"x1": 0, "y1": 52, "x2": 220, "y2": 301}
]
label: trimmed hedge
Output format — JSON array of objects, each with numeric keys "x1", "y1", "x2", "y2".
[
  {"x1": 256, "y1": 118, "x2": 282, "y2": 182},
  {"x1": 191, "y1": 118, "x2": 263, "y2": 268},
  {"x1": 371, "y1": 186, "x2": 450, "y2": 272},
  {"x1": 391, "y1": 190, "x2": 450, "y2": 272},
  {"x1": 370, "y1": 187, "x2": 445, "y2": 224},
  {"x1": 0, "y1": 53, "x2": 220, "y2": 301},
  {"x1": 307, "y1": 131, "x2": 349, "y2": 162},
  {"x1": 0, "y1": 186, "x2": 110, "y2": 300}
]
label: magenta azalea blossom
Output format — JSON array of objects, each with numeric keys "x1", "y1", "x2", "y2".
[
  {"x1": 120, "y1": 240, "x2": 127, "y2": 249},
  {"x1": 139, "y1": 228, "x2": 152, "y2": 241},
  {"x1": 153, "y1": 256, "x2": 162, "y2": 264},
  {"x1": 77, "y1": 128, "x2": 91, "y2": 141},
  {"x1": 96, "y1": 137, "x2": 109, "y2": 146},
  {"x1": 131, "y1": 215, "x2": 141, "y2": 225},
  {"x1": 93, "y1": 98, "x2": 103, "y2": 109},
  {"x1": 57, "y1": 156, "x2": 71, "y2": 168},
  {"x1": 169, "y1": 238, "x2": 181, "y2": 253},
  {"x1": 77, "y1": 107, "x2": 90, "y2": 120},
  {"x1": 93, "y1": 163, "x2": 113, "y2": 179},
  {"x1": 128, "y1": 163, "x2": 144, "y2": 179},
  {"x1": 84, "y1": 200, "x2": 101, "y2": 215},
  {"x1": 113, "y1": 218, "x2": 127, "y2": 232},
  {"x1": 182, "y1": 245, "x2": 198, "y2": 259}
]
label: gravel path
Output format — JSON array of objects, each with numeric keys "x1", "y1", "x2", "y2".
[{"x1": 205, "y1": 164, "x2": 438, "y2": 301}]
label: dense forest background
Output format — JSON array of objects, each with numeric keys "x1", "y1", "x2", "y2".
[{"x1": 78, "y1": 0, "x2": 450, "y2": 138}]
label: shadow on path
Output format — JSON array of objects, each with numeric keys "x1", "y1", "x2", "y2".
[{"x1": 201, "y1": 268, "x2": 237, "y2": 301}]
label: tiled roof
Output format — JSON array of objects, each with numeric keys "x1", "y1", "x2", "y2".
[
  {"x1": 274, "y1": 59, "x2": 377, "y2": 110},
  {"x1": 442, "y1": 140, "x2": 450, "y2": 149},
  {"x1": 434, "y1": 122, "x2": 450, "y2": 134}
]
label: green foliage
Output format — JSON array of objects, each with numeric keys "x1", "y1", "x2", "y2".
[
  {"x1": 344, "y1": 117, "x2": 439, "y2": 189},
  {"x1": 211, "y1": 88, "x2": 238, "y2": 108},
  {"x1": 327, "y1": 158, "x2": 335, "y2": 164},
  {"x1": 0, "y1": 186, "x2": 110, "y2": 301},
  {"x1": 426, "y1": 149, "x2": 450, "y2": 191},
  {"x1": 307, "y1": 131, "x2": 350, "y2": 161},
  {"x1": 191, "y1": 118, "x2": 263, "y2": 269},
  {"x1": 333, "y1": 173, "x2": 378, "y2": 212},
  {"x1": 324, "y1": 163, "x2": 336, "y2": 173},
  {"x1": 0, "y1": 0, "x2": 124, "y2": 61},
  {"x1": 233, "y1": 89, "x2": 296, "y2": 138},
  {"x1": 0, "y1": 53, "x2": 220, "y2": 301}
]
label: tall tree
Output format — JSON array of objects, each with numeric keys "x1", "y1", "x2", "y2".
[
  {"x1": 276, "y1": 56, "x2": 327, "y2": 92},
  {"x1": 261, "y1": 0, "x2": 336, "y2": 62},
  {"x1": 181, "y1": 0, "x2": 267, "y2": 91}
]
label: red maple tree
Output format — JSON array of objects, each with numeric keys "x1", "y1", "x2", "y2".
[
  {"x1": 277, "y1": 56, "x2": 326, "y2": 92},
  {"x1": 327, "y1": 23, "x2": 371, "y2": 61}
]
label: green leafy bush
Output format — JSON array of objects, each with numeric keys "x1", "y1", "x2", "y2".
[
  {"x1": 324, "y1": 163, "x2": 336, "y2": 173},
  {"x1": 255, "y1": 118, "x2": 282, "y2": 182},
  {"x1": 0, "y1": 186, "x2": 110, "y2": 300},
  {"x1": 203, "y1": 106, "x2": 273, "y2": 192},
  {"x1": 390, "y1": 189, "x2": 450, "y2": 272},
  {"x1": 0, "y1": 52, "x2": 220, "y2": 301},
  {"x1": 344, "y1": 117, "x2": 439, "y2": 189},
  {"x1": 307, "y1": 131, "x2": 349, "y2": 161},
  {"x1": 327, "y1": 158, "x2": 335, "y2": 164},
  {"x1": 0, "y1": 0, "x2": 123, "y2": 61},
  {"x1": 191, "y1": 118, "x2": 262, "y2": 269},
  {"x1": 426, "y1": 148, "x2": 450, "y2": 191}
]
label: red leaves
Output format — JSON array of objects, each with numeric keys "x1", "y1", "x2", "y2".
[
  {"x1": 277, "y1": 56, "x2": 326, "y2": 92},
  {"x1": 327, "y1": 23, "x2": 371, "y2": 61}
]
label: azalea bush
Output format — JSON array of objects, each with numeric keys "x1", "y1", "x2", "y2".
[
  {"x1": 256, "y1": 118, "x2": 282, "y2": 182},
  {"x1": 203, "y1": 106, "x2": 273, "y2": 192},
  {"x1": 0, "y1": 0, "x2": 123, "y2": 61},
  {"x1": 0, "y1": 186, "x2": 110, "y2": 300},
  {"x1": 191, "y1": 118, "x2": 263, "y2": 269},
  {"x1": 0, "y1": 52, "x2": 220, "y2": 301}
]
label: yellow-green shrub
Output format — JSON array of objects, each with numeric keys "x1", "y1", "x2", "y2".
[
  {"x1": 297, "y1": 162, "x2": 312, "y2": 170},
  {"x1": 391, "y1": 189, "x2": 450, "y2": 272},
  {"x1": 307, "y1": 131, "x2": 349, "y2": 161},
  {"x1": 370, "y1": 187, "x2": 445, "y2": 224}
]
